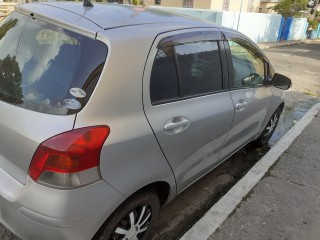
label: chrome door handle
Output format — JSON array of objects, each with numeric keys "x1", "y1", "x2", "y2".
[
  {"x1": 164, "y1": 119, "x2": 189, "y2": 131},
  {"x1": 235, "y1": 99, "x2": 248, "y2": 111},
  {"x1": 164, "y1": 117, "x2": 190, "y2": 134}
]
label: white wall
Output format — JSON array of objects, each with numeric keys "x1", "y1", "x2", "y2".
[
  {"x1": 222, "y1": 11, "x2": 282, "y2": 43},
  {"x1": 148, "y1": 6, "x2": 307, "y2": 43}
]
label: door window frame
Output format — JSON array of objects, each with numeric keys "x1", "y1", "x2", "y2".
[
  {"x1": 147, "y1": 29, "x2": 229, "y2": 106},
  {"x1": 223, "y1": 31, "x2": 271, "y2": 90}
]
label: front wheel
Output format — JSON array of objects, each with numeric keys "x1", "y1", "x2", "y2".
[
  {"x1": 253, "y1": 107, "x2": 282, "y2": 147},
  {"x1": 94, "y1": 191, "x2": 160, "y2": 240}
]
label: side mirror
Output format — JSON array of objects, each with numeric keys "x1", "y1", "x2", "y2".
[{"x1": 272, "y1": 73, "x2": 292, "y2": 90}]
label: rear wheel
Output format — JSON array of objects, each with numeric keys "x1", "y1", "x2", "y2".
[
  {"x1": 94, "y1": 191, "x2": 160, "y2": 240},
  {"x1": 253, "y1": 107, "x2": 282, "y2": 147}
]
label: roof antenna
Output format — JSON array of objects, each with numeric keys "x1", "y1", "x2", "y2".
[{"x1": 83, "y1": 0, "x2": 94, "y2": 7}]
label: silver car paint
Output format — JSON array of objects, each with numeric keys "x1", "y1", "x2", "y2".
[
  {"x1": 75, "y1": 27, "x2": 177, "y2": 199},
  {"x1": 142, "y1": 29, "x2": 235, "y2": 193},
  {"x1": 15, "y1": 4, "x2": 101, "y2": 39},
  {"x1": 0, "y1": 101, "x2": 75, "y2": 184},
  {"x1": 0, "y1": 3, "x2": 286, "y2": 240},
  {"x1": 220, "y1": 87, "x2": 273, "y2": 160},
  {"x1": 36, "y1": 2, "x2": 215, "y2": 30},
  {"x1": 0, "y1": 175, "x2": 124, "y2": 240}
]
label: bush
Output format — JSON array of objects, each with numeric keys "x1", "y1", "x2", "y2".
[{"x1": 309, "y1": 18, "x2": 319, "y2": 30}]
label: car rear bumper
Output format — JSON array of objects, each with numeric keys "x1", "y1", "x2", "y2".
[{"x1": 0, "y1": 166, "x2": 125, "y2": 240}]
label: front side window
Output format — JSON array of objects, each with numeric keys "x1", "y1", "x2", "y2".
[
  {"x1": 0, "y1": 12, "x2": 108, "y2": 115},
  {"x1": 229, "y1": 39, "x2": 265, "y2": 88}
]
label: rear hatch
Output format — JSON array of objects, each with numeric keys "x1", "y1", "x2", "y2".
[{"x1": 0, "y1": 12, "x2": 107, "y2": 184}]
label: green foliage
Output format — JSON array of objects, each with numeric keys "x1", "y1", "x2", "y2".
[
  {"x1": 0, "y1": 55, "x2": 23, "y2": 105},
  {"x1": 268, "y1": 0, "x2": 308, "y2": 18},
  {"x1": 131, "y1": 0, "x2": 144, "y2": 6},
  {"x1": 0, "y1": 18, "x2": 23, "y2": 105},
  {"x1": 309, "y1": 18, "x2": 319, "y2": 30},
  {"x1": 0, "y1": 18, "x2": 18, "y2": 40}
]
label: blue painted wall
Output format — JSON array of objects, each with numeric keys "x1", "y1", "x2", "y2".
[{"x1": 288, "y1": 18, "x2": 308, "y2": 40}]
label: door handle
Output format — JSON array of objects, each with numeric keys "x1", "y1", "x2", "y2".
[
  {"x1": 235, "y1": 99, "x2": 248, "y2": 111},
  {"x1": 164, "y1": 117, "x2": 190, "y2": 134}
]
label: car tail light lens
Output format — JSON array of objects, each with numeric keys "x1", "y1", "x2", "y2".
[{"x1": 29, "y1": 126, "x2": 110, "y2": 189}]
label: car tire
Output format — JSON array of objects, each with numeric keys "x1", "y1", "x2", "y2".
[
  {"x1": 253, "y1": 107, "x2": 282, "y2": 147},
  {"x1": 93, "y1": 191, "x2": 160, "y2": 240}
]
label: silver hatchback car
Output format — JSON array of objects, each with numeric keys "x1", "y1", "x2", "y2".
[{"x1": 0, "y1": 2, "x2": 291, "y2": 240}]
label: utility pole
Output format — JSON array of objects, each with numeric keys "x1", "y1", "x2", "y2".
[{"x1": 237, "y1": 0, "x2": 244, "y2": 30}]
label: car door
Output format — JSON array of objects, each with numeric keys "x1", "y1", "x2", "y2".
[
  {"x1": 220, "y1": 32, "x2": 273, "y2": 160},
  {"x1": 143, "y1": 30, "x2": 234, "y2": 192}
]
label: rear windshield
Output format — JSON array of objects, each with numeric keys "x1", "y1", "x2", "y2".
[{"x1": 0, "y1": 12, "x2": 107, "y2": 115}]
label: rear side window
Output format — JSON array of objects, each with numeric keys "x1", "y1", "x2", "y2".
[
  {"x1": 150, "y1": 37, "x2": 223, "y2": 105},
  {"x1": 0, "y1": 12, "x2": 107, "y2": 115},
  {"x1": 174, "y1": 41, "x2": 222, "y2": 97},
  {"x1": 150, "y1": 47, "x2": 179, "y2": 104}
]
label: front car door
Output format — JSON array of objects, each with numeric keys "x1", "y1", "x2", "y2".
[
  {"x1": 220, "y1": 31, "x2": 273, "y2": 160},
  {"x1": 143, "y1": 30, "x2": 234, "y2": 192}
]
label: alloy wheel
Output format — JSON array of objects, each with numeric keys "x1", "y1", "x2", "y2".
[
  {"x1": 111, "y1": 204, "x2": 152, "y2": 240},
  {"x1": 262, "y1": 112, "x2": 279, "y2": 142}
]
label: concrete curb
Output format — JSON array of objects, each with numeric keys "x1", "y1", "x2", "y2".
[
  {"x1": 179, "y1": 102, "x2": 320, "y2": 240},
  {"x1": 258, "y1": 39, "x2": 320, "y2": 50}
]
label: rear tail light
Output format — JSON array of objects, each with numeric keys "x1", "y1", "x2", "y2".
[{"x1": 29, "y1": 126, "x2": 110, "y2": 189}]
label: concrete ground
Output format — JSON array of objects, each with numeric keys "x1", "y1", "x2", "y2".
[
  {"x1": 209, "y1": 108, "x2": 320, "y2": 240},
  {"x1": 263, "y1": 41, "x2": 320, "y2": 144}
]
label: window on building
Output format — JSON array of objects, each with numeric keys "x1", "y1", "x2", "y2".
[
  {"x1": 247, "y1": 0, "x2": 254, "y2": 12},
  {"x1": 222, "y1": 0, "x2": 230, "y2": 11},
  {"x1": 154, "y1": 0, "x2": 161, "y2": 5},
  {"x1": 183, "y1": 0, "x2": 193, "y2": 8}
]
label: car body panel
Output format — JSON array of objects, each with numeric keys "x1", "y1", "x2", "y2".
[
  {"x1": 74, "y1": 28, "x2": 176, "y2": 198},
  {"x1": 220, "y1": 87, "x2": 272, "y2": 159},
  {"x1": 15, "y1": 3, "x2": 101, "y2": 39},
  {"x1": 0, "y1": 173, "x2": 124, "y2": 240},
  {"x1": 0, "y1": 101, "x2": 75, "y2": 184},
  {"x1": 37, "y1": 2, "x2": 216, "y2": 30},
  {"x1": 143, "y1": 29, "x2": 235, "y2": 192}
]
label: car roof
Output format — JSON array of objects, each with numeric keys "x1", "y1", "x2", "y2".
[{"x1": 16, "y1": 2, "x2": 218, "y2": 31}]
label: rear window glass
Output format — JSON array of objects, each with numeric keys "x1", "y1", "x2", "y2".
[{"x1": 0, "y1": 12, "x2": 107, "y2": 115}]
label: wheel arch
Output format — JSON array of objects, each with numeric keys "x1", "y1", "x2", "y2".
[{"x1": 92, "y1": 180, "x2": 172, "y2": 240}]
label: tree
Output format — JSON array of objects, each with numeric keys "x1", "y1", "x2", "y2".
[
  {"x1": 268, "y1": 0, "x2": 308, "y2": 18},
  {"x1": 130, "y1": 0, "x2": 144, "y2": 5},
  {"x1": 0, "y1": 55, "x2": 23, "y2": 105},
  {"x1": 0, "y1": 18, "x2": 18, "y2": 41}
]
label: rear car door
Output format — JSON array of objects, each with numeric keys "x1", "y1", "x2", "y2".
[
  {"x1": 220, "y1": 32, "x2": 272, "y2": 160},
  {"x1": 143, "y1": 30, "x2": 234, "y2": 192}
]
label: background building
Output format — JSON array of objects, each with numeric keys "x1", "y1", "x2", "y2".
[
  {"x1": 259, "y1": 0, "x2": 280, "y2": 13},
  {"x1": 147, "y1": 0, "x2": 263, "y2": 12}
]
